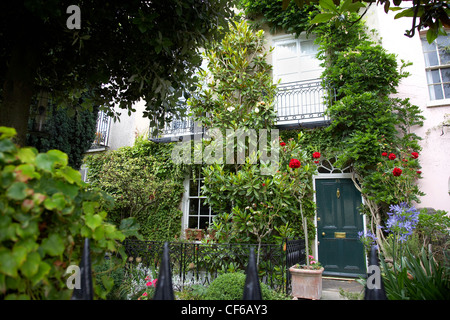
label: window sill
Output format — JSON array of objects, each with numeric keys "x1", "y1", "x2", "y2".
[{"x1": 426, "y1": 99, "x2": 450, "y2": 108}]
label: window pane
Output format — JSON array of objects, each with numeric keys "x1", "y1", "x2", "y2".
[
  {"x1": 444, "y1": 83, "x2": 450, "y2": 99},
  {"x1": 426, "y1": 69, "x2": 441, "y2": 84},
  {"x1": 200, "y1": 199, "x2": 209, "y2": 216},
  {"x1": 189, "y1": 179, "x2": 198, "y2": 196},
  {"x1": 424, "y1": 51, "x2": 439, "y2": 67},
  {"x1": 199, "y1": 216, "x2": 210, "y2": 229},
  {"x1": 421, "y1": 38, "x2": 436, "y2": 52},
  {"x1": 189, "y1": 198, "x2": 199, "y2": 215},
  {"x1": 429, "y1": 84, "x2": 444, "y2": 100},
  {"x1": 441, "y1": 67, "x2": 450, "y2": 82},
  {"x1": 436, "y1": 35, "x2": 450, "y2": 64},
  {"x1": 300, "y1": 40, "x2": 317, "y2": 55},
  {"x1": 188, "y1": 216, "x2": 199, "y2": 229},
  {"x1": 438, "y1": 48, "x2": 450, "y2": 65},
  {"x1": 277, "y1": 42, "x2": 297, "y2": 59}
]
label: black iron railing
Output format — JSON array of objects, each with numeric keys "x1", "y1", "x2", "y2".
[
  {"x1": 149, "y1": 79, "x2": 333, "y2": 140},
  {"x1": 275, "y1": 79, "x2": 333, "y2": 126},
  {"x1": 122, "y1": 239, "x2": 306, "y2": 294},
  {"x1": 89, "y1": 110, "x2": 111, "y2": 150}
]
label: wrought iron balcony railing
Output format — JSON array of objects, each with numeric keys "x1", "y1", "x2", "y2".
[
  {"x1": 149, "y1": 79, "x2": 332, "y2": 140},
  {"x1": 275, "y1": 79, "x2": 332, "y2": 128},
  {"x1": 89, "y1": 110, "x2": 111, "y2": 150}
]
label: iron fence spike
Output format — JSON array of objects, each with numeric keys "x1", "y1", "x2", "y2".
[
  {"x1": 71, "y1": 238, "x2": 93, "y2": 300},
  {"x1": 364, "y1": 245, "x2": 388, "y2": 300},
  {"x1": 153, "y1": 242, "x2": 175, "y2": 300},
  {"x1": 243, "y1": 248, "x2": 263, "y2": 300}
]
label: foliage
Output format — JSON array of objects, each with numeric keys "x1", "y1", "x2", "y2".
[
  {"x1": 0, "y1": 0, "x2": 236, "y2": 144},
  {"x1": 203, "y1": 272, "x2": 288, "y2": 300},
  {"x1": 27, "y1": 104, "x2": 98, "y2": 170},
  {"x1": 84, "y1": 136, "x2": 186, "y2": 240},
  {"x1": 380, "y1": 247, "x2": 450, "y2": 300},
  {"x1": 0, "y1": 126, "x2": 139, "y2": 299},
  {"x1": 291, "y1": 0, "x2": 449, "y2": 43},
  {"x1": 93, "y1": 255, "x2": 125, "y2": 300},
  {"x1": 189, "y1": 19, "x2": 278, "y2": 132},
  {"x1": 239, "y1": 0, "x2": 318, "y2": 36}
]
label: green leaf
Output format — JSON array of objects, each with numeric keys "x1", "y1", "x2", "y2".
[
  {"x1": 426, "y1": 29, "x2": 438, "y2": 44},
  {"x1": 0, "y1": 126, "x2": 17, "y2": 139},
  {"x1": 20, "y1": 251, "x2": 41, "y2": 278},
  {"x1": 35, "y1": 154, "x2": 55, "y2": 172},
  {"x1": 57, "y1": 166, "x2": 82, "y2": 184},
  {"x1": 85, "y1": 214, "x2": 103, "y2": 230},
  {"x1": 319, "y1": 0, "x2": 338, "y2": 12},
  {"x1": 29, "y1": 261, "x2": 51, "y2": 286},
  {"x1": 6, "y1": 182, "x2": 28, "y2": 201},
  {"x1": 41, "y1": 234, "x2": 65, "y2": 256},
  {"x1": 44, "y1": 193, "x2": 66, "y2": 211},
  {"x1": 310, "y1": 13, "x2": 336, "y2": 24},
  {"x1": 16, "y1": 148, "x2": 37, "y2": 163},
  {"x1": 119, "y1": 217, "x2": 143, "y2": 239},
  {"x1": 0, "y1": 248, "x2": 18, "y2": 277}
]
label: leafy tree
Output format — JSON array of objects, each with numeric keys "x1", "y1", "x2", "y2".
[{"x1": 0, "y1": 0, "x2": 235, "y2": 145}]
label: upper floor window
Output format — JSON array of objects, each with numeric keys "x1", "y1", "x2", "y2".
[
  {"x1": 421, "y1": 34, "x2": 450, "y2": 101},
  {"x1": 272, "y1": 34, "x2": 322, "y2": 84}
]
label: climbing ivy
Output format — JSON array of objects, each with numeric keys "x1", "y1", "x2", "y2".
[
  {"x1": 84, "y1": 136, "x2": 187, "y2": 241},
  {"x1": 239, "y1": 0, "x2": 318, "y2": 36}
]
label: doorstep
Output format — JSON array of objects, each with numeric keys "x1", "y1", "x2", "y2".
[{"x1": 320, "y1": 277, "x2": 364, "y2": 300}]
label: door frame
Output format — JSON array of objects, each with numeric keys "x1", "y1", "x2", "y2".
[{"x1": 313, "y1": 173, "x2": 368, "y2": 274}]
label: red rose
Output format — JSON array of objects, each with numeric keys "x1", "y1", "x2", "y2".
[
  {"x1": 280, "y1": 142, "x2": 286, "y2": 147},
  {"x1": 382, "y1": 152, "x2": 388, "y2": 157},
  {"x1": 312, "y1": 152, "x2": 321, "y2": 159},
  {"x1": 388, "y1": 153, "x2": 396, "y2": 160},
  {"x1": 289, "y1": 158, "x2": 301, "y2": 169},
  {"x1": 416, "y1": 170, "x2": 422, "y2": 174},
  {"x1": 262, "y1": 183, "x2": 266, "y2": 186},
  {"x1": 314, "y1": 160, "x2": 320, "y2": 164},
  {"x1": 392, "y1": 167, "x2": 402, "y2": 176},
  {"x1": 411, "y1": 152, "x2": 419, "y2": 159}
]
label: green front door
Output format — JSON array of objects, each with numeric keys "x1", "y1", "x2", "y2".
[{"x1": 316, "y1": 178, "x2": 366, "y2": 277}]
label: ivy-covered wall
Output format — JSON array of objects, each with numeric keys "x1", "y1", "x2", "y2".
[{"x1": 84, "y1": 136, "x2": 187, "y2": 241}]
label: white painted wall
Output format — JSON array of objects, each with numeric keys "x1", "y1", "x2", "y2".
[{"x1": 108, "y1": 99, "x2": 150, "y2": 150}]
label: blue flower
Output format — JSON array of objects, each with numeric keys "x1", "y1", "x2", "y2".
[{"x1": 384, "y1": 202, "x2": 419, "y2": 243}]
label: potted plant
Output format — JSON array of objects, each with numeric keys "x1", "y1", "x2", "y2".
[
  {"x1": 289, "y1": 255, "x2": 324, "y2": 300},
  {"x1": 185, "y1": 228, "x2": 204, "y2": 241}
]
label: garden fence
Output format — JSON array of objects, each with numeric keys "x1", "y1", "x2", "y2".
[{"x1": 122, "y1": 238, "x2": 306, "y2": 294}]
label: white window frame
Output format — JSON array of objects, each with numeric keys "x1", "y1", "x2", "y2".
[
  {"x1": 182, "y1": 171, "x2": 215, "y2": 232},
  {"x1": 421, "y1": 32, "x2": 450, "y2": 106}
]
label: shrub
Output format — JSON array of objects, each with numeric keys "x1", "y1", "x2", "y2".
[
  {"x1": 0, "y1": 127, "x2": 139, "y2": 299},
  {"x1": 381, "y1": 247, "x2": 450, "y2": 300},
  {"x1": 84, "y1": 136, "x2": 186, "y2": 240},
  {"x1": 204, "y1": 272, "x2": 287, "y2": 300}
]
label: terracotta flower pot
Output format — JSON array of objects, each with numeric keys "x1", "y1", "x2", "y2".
[{"x1": 289, "y1": 266, "x2": 324, "y2": 300}]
